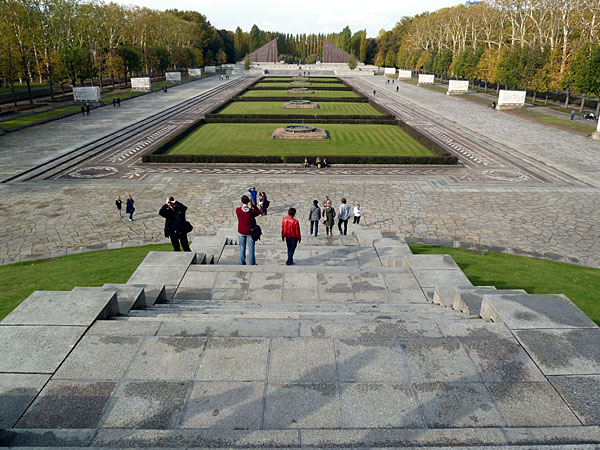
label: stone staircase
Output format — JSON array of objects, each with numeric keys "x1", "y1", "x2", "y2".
[{"x1": 1, "y1": 227, "x2": 599, "y2": 448}]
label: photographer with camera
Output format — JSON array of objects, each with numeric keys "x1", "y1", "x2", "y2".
[{"x1": 159, "y1": 196, "x2": 192, "y2": 252}]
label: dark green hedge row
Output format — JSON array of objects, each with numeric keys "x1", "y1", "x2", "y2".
[
  {"x1": 143, "y1": 154, "x2": 458, "y2": 165},
  {"x1": 204, "y1": 117, "x2": 398, "y2": 125},
  {"x1": 233, "y1": 96, "x2": 368, "y2": 102},
  {"x1": 247, "y1": 86, "x2": 353, "y2": 91},
  {"x1": 206, "y1": 113, "x2": 394, "y2": 120}
]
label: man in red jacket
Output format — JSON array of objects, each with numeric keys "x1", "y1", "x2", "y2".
[
  {"x1": 281, "y1": 207, "x2": 301, "y2": 266},
  {"x1": 236, "y1": 195, "x2": 261, "y2": 265}
]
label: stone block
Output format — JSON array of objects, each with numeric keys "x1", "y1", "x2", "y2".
[
  {"x1": 301, "y1": 322, "x2": 442, "y2": 339},
  {"x1": 403, "y1": 254, "x2": 459, "y2": 270},
  {"x1": 126, "y1": 337, "x2": 206, "y2": 380},
  {"x1": 399, "y1": 339, "x2": 480, "y2": 382},
  {"x1": 100, "y1": 284, "x2": 146, "y2": 312},
  {"x1": 432, "y1": 287, "x2": 458, "y2": 308},
  {"x1": 480, "y1": 293, "x2": 596, "y2": 329},
  {"x1": 0, "y1": 373, "x2": 50, "y2": 428},
  {"x1": 411, "y1": 269, "x2": 472, "y2": 288},
  {"x1": 172, "y1": 287, "x2": 212, "y2": 300},
  {"x1": 181, "y1": 381, "x2": 264, "y2": 429},
  {"x1": 178, "y1": 269, "x2": 218, "y2": 289},
  {"x1": 550, "y1": 375, "x2": 600, "y2": 425},
  {"x1": 17, "y1": 380, "x2": 116, "y2": 428},
  {"x1": 453, "y1": 288, "x2": 524, "y2": 316},
  {"x1": 127, "y1": 284, "x2": 167, "y2": 306},
  {"x1": 414, "y1": 382, "x2": 505, "y2": 427},
  {"x1": 2, "y1": 289, "x2": 118, "y2": 326},
  {"x1": 54, "y1": 335, "x2": 141, "y2": 380},
  {"x1": 438, "y1": 321, "x2": 513, "y2": 339},
  {"x1": 462, "y1": 338, "x2": 545, "y2": 382},
  {"x1": 101, "y1": 381, "x2": 191, "y2": 429},
  {"x1": 140, "y1": 251, "x2": 196, "y2": 266},
  {"x1": 157, "y1": 318, "x2": 300, "y2": 338},
  {"x1": 341, "y1": 383, "x2": 423, "y2": 428},
  {"x1": 263, "y1": 383, "x2": 341, "y2": 428},
  {"x1": 127, "y1": 265, "x2": 188, "y2": 289},
  {"x1": 488, "y1": 382, "x2": 580, "y2": 426},
  {"x1": 269, "y1": 338, "x2": 336, "y2": 382},
  {"x1": 354, "y1": 229, "x2": 383, "y2": 246},
  {"x1": 88, "y1": 320, "x2": 161, "y2": 336},
  {"x1": 335, "y1": 338, "x2": 409, "y2": 382},
  {"x1": 196, "y1": 338, "x2": 269, "y2": 381},
  {"x1": 515, "y1": 328, "x2": 600, "y2": 375},
  {"x1": 0, "y1": 325, "x2": 86, "y2": 373}
]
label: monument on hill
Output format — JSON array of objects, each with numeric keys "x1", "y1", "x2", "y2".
[
  {"x1": 241, "y1": 38, "x2": 352, "y2": 64},
  {"x1": 322, "y1": 38, "x2": 352, "y2": 63}
]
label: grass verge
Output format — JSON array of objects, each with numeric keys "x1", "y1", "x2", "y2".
[
  {"x1": 216, "y1": 102, "x2": 382, "y2": 116},
  {"x1": 409, "y1": 244, "x2": 600, "y2": 326},
  {"x1": 165, "y1": 123, "x2": 434, "y2": 157},
  {"x1": 0, "y1": 243, "x2": 173, "y2": 321}
]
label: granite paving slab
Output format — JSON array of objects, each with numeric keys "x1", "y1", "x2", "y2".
[
  {"x1": 437, "y1": 322, "x2": 513, "y2": 339},
  {"x1": 514, "y1": 328, "x2": 600, "y2": 375},
  {"x1": 411, "y1": 269, "x2": 472, "y2": 288},
  {"x1": 213, "y1": 271, "x2": 250, "y2": 290},
  {"x1": 127, "y1": 265, "x2": 188, "y2": 290},
  {"x1": 403, "y1": 254, "x2": 459, "y2": 270},
  {"x1": 549, "y1": 375, "x2": 600, "y2": 425},
  {"x1": 480, "y1": 293, "x2": 598, "y2": 329},
  {"x1": 140, "y1": 251, "x2": 196, "y2": 266},
  {"x1": 414, "y1": 382, "x2": 505, "y2": 428},
  {"x1": 340, "y1": 383, "x2": 423, "y2": 428},
  {"x1": 0, "y1": 325, "x2": 86, "y2": 373},
  {"x1": 195, "y1": 338, "x2": 269, "y2": 381},
  {"x1": 398, "y1": 339, "x2": 480, "y2": 382},
  {"x1": 178, "y1": 270, "x2": 218, "y2": 289},
  {"x1": 156, "y1": 318, "x2": 300, "y2": 338},
  {"x1": 335, "y1": 338, "x2": 409, "y2": 382},
  {"x1": 317, "y1": 273, "x2": 354, "y2": 302},
  {"x1": 282, "y1": 272, "x2": 319, "y2": 302},
  {"x1": 87, "y1": 320, "x2": 161, "y2": 336},
  {"x1": 454, "y1": 288, "x2": 525, "y2": 316},
  {"x1": 181, "y1": 381, "x2": 264, "y2": 429},
  {"x1": 462, "y1": 338, "x2": 546, "y2": 382},
  {"x1": 17, "y1": 380, "x2": 116, "y2": 428},
  {"x1": 349, "y1": 272, "x2": 388, "y2": 302},
  {"x1": 300, "y1": 322, "x2": 443, "y2": 339},
  {"x1": 126, "y1": 284, "x2": 167, "y2": 306},
  {"x1": 54, "y1": 335, "x2": 141, "y2": 380},
  {"x1": 0, "y1": 374, "x2": 50, "y2": 428},
  {"x1": 0, "y1": 429, "x2": 96, "y2": 447},
  {"x1": 487, "y1": 382, "x2": 580, "y2": 427},
  {"x1": 125, "y1": 337, "x2": 205, "y2": 380},
  {"x1": 263, "y1": 383, "x2": 341, "y2": 428},
  {"x1": 1, "y1": 290, "x2": 118, "y2": 326},
  {"x1": 101, "y1": 381, "x2": 191, "y2": 429},
  {"x1": 268, "y1": 338, "x2": 336, "y2": 382}
]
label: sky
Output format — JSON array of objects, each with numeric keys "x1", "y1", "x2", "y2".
[{"x1": 112, "y1": 0, "x2": 464, "y2": 38}]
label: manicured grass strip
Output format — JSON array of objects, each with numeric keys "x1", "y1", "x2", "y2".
[
  {"x1": 254, "y1": 82, "x2": 345, "y2": 88},
  {"x1": 241, "y1": 90, "x2": 359, "y2": 98},
  {"x1": 0, "y1": 105, "x2": 81, "y2": 130},
  {"x1": 507, "y1": 108, "x2": 597, "y2": 134},
  {"x1": 408, "y1": 244, "x2": 600, "y2": 326},
  {"x1": 262, "y1": 77, "x2": 340, "y2": 82},
  {"x1": 0, "y1": 243, "x2": 173, "y2": 321},
  {"x1": 217, "y1": 102, "x2": 382, "y2": 116},
  {"x1": 166, "y1": 123, "x2": 434, "y2": 157},
  {"x1": 101, "y1": 90, "x2": 145, "y2": 105}
]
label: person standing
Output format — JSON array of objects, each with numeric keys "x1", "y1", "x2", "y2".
[
  {"x1": 86, "y1": 104, "x2": 91, "y2": 116},
  {"x1": 126, "y1": 194, "x2": 135, "y2": 221},
  {"x1": 115, "y1": 195, "x2": 122, "y2": 219},
  {"x1": 260, "y1": 191, "x2": 269, "y2": 215},
  {"x1": 236, "y1": 195, "x2": 260, "y2": 265},
  {"x1": 159, "y1": 196, "x2": 191, "y2": 252},
  {"x1": 353, "y1": 203, "x2": 362, "y2": 224},
  {"x1": 282, "y1": 207, "x2": 301, "y2": 265},
  {"x1": 112, "y1": 98, "x2": 117, "y2": 108},
  {"x1": 338, "y1": 198, "x2": 351, "y2": 235},
  {"x1": 248, "y1": 187, "x2": 258, "y2": 206},
  {"x1": 117, "y1": 97, "x2": 121, "y2": 107},
  {"x1": 309, "y1": 200, "x2": 321, "y2": 236},
  {"x1": 571, "y1": 110, "x2": 575, "y2": 120},
  {"x1": 81, "y1": 105, "x2": 85, "y2": 116},
  {"x1": 323, "y1": 199, "x2": 336, "y2": 236}
]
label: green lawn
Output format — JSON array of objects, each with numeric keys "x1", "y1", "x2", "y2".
[
  {"x1": 409, "y1": 244, "x2": 600, "y2": 326},
  {"x1": 508, "y1": 108, "x2": 597, "y2": 134},
  {"x1": 0, "y1": 105, "x2": 81, "y2": 130},
  {"x1": 241, "y1": 90, "x2": 359, "y2": 98},
  {"x1": 166, "y1": 123, "x2": 433, "y2": 157},
  {"x1": 217, "y1": 101, "x2": 382, "y2": 116},
  {"x1": 254, "y1": 82, "x2": 345, "y2": 88},
  {"x1": 0, "y1": 243, "x2": 173, "y2": 321},
  {"x1": 262, "y1": 77, "x2": 340, "y2": 82}
]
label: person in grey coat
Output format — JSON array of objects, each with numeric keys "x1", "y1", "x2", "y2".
[
  {"x1": 308, "y1": 200, "x2": 321, "y2": 236},
  {"x1": 322, "y1": 200, "x2": 336, "y2": 236}
]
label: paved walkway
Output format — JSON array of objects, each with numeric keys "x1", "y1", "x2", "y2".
[{"x1": 0, "y1": 76, "x2": 599, "y2": 268}]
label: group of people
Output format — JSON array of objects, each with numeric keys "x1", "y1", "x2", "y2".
[
  {"x1": 248, "y1": 187, "x2": 269, "y2": 215},
  {"x1": 115, "y1": 195, "x2": 135, "y2": 221},
  {"x1": 303, "y1": 157, "x2": 328, "y2": 169},
  {"x1": 111, "y1": 97, "x2": 122, "y2": 107},
  {"x1": 236, "y1": 194, "x2": 363, "y2": 267}
]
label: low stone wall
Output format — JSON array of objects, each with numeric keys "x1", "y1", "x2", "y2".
[
  {"x1": 287, "y1": 89, "x2": 315, "y2": 94},
  {"x1": 281, "y1": 102, "x2": 319, "y2": 109}
]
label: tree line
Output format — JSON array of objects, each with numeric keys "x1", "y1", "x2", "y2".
[{"x1": 376, "y1": 0, "x2": 600, "y2": 112}]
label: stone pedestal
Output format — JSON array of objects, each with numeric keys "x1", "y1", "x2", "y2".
[
  {"x1": 287, "y1": 89, "x2": 314, "y2": 94},
  {"x1": 282, "y1": 102, "x2": 319, "y2": 109},
  {"x1": 496, "y1": 105, "x2": 524, "y2": 111},
  {"x1": 272, "y1": 127, "x2": 329, "y2": 140},
  {"x1": 592, "y1": 131, "x2": 600, "y2": 141}
]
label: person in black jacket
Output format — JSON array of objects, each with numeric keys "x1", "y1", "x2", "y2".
[{"x1": 159, "y1": 196, "x2": 191, "y2": 252}]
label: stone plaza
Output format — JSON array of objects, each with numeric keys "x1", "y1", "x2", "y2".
[{"x1": 1, "y1": 73, "x2": 600, "y2": 448}]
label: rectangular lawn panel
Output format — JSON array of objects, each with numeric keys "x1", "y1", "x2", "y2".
[
  {"x1": 254, "y1": 82, "x2": 345, "y2": 88},
  {"x1": 217, "y1": 102, "x2": 382, "y2": 116},
  {"x1": 240, "y1": 90, "x2": 359, "y2": 98},
  {"x1": 166, "y1": 123, "x2": 434, "y2": 157}
]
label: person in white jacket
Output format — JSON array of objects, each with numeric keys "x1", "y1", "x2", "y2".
[{"x1": 353, "y1": 203, "x2": 362, "y2": 224}]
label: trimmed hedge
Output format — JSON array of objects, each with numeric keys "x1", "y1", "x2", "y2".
[
  {"x1": 233, "y1": 96, "x2": 368, "y2": 103},
  {"x1": 206, "y1": 113, "x2": 394, "y2": 120},
  {"x1": 203, "y1": 117, "x2": 398, "y2": 125},
  {"x1": 143, "y1": 153, "x2": 458, "y2": 165}
]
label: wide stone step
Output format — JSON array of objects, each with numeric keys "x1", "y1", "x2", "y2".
[
  {"x1": 2, "y1": 427, "x2": 598, "y2": 448},
  {"x1": 73, "y1": 286, "x2": 145, "y2": 315},
  {"x1": 105, "y1": 283, "x2": 167, "y2": 307}
]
